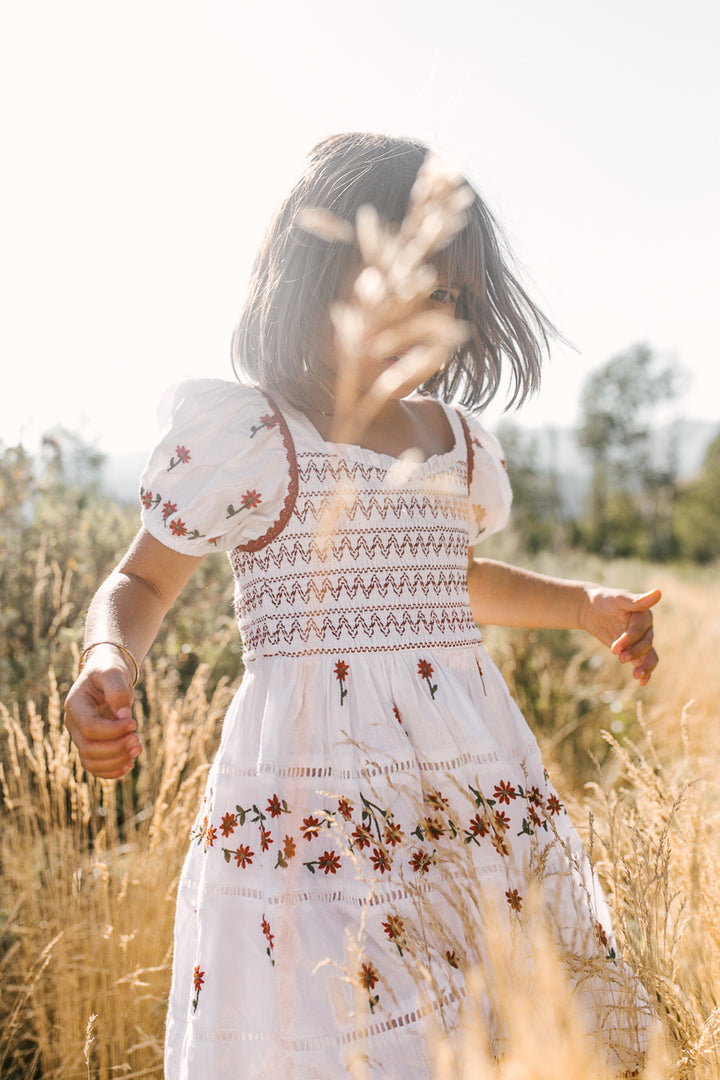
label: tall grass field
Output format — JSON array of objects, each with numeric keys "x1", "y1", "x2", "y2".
[{"x1": 1, "y1": 507, "x2": 718, "y2": 1078}]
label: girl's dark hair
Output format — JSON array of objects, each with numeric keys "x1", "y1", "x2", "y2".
[{"x1": 232, "y1": 132, "x2": 554, "y2": 412}]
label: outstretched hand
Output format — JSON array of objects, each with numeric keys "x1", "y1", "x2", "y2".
[
  {"x1": 64, "y1": 647, "x2": 143, "y2": 779},
  {"x1": 579, "y1": 587, "x2": 662, "y2": 685}
]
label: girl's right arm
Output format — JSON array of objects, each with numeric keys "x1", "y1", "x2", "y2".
[{"x1": 64, "y1": 527, "x2": 206, "y2": 780}]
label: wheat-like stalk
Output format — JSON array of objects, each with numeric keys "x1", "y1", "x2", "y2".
[{"x1": 301, "y1": 154, "x2": 473, "y2": 446}]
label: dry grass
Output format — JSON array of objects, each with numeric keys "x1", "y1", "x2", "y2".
[{"x1": 1, "y1": 566, "x2": 718, "y2": 1077}]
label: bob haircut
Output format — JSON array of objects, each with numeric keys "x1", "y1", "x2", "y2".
[{"x1": 232, "y1": 132, "x2": 554, "y2": 412}]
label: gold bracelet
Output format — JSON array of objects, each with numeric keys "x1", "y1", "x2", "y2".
[{"x1": 79, "y1": 641, "x2": 140, "y2": 687}]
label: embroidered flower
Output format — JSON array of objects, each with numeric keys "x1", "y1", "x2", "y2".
[
  {"x1": 371, "y1": 847, "x2": 392, "y2": 874},
  {"x1": 220, "y1": 812, "x2": 237, "y2": 837},
  {"x1": 410, "y1": 849, "x2": 433, "y2": 874},
  {"x1": 231, "y1": 843, "x2": 254, "y2": 868},
  {"x1": 527, "y1": 786, "x2": 544, "y2": 806},
  {"x1": 505, "y1": 888, "x2": 523, "y2": 911},
  {"x1": 352, "y1": 824, "x2": 373, "y2": 850},
  {"x1": 262, "y1": 915, "x2": 275, "y2": 965},
  {"x1": 317, "y1": 850, "x2": 341, "y2": 875},
  {"x1": 417, "y1": 659, "x2": 438, "y2": 699},
  {"x1": 141, "y1": 489, "x2": 154, "y2": 509},
  {"x1": 359, "y1": 960, "x2": 379, "y2": 990},
  {"x1": 493, "y1": 810, "x2": 510, "y2": 833},
  {"x1": 204, "y1": 824, "x2": 217, "y2": 848},
  {"x1": 493, "y1": 780, "x2": 517, "y2": 805},
  {"x1": 426, "y1": 790, "x2": 450, "y2": 812},
  {"x1": 301, "y1": 815, "x2": 322, "y2": 841},
  {"x1": 249, "y1": 413, "x2": 278, "y2": 438},
  {"x1": 468, "y1": 812, "x2": 491, "y2": 838},
  {"x1": 162, "y1": 499, "x2": 177, "y2": 520},
  {"x1": 383, "y1": 820, "x2": 404, "y2": 847},
  {"x1": 424, "y1": 816, "x2": 446, "y2": 841},
  {"x1": 283, "y1": 835, "x2": 296, "y2": 860},
  {"x1": 226, "y1": 490, "x2": 263, "y2": 518},
  {"x1": 334, "y1": 659, "x2": 349, "y2": 706},
  {"x1": 392, "y1": 704, "x2": 403, "y2": 724},
  {"x1": 168, "y1": 445, "x2": 191, "y2": 470},
  {"x1": 337, "y1": 797, "x2": 354, "y2": 821},
  {"x1": 169, "y1": 517, "x2": 188, "y2": 537},
  {"x1": 266, "y1": 794, "x2": 287, "y2": 818},
  {"x1": 382, "y1": 915, "x2": 406, "y2": 955},
  {"x1": 260, "y1": 826, "x2": 273, "y2": 852},
  {"x1": 547, "y1": 794, "x2": 563, "y2": 816},
  {"x1": 359, "y1": 961, "x2": 380, "y2": 1013},
  {"x1": 191, "y1": 964, "x2": 205, "y2": 1012}
]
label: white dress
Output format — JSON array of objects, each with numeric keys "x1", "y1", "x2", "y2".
[{"x1": 140, "y1": 379, "x2": 633, "y2": 1080}]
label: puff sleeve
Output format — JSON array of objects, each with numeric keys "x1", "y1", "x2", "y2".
[
  {"x1": 139, "y1": 379, "x2": 297, "y2": 555},
  {"x1": 457, "y1": 408, "x2": 513, "y2": 545}
]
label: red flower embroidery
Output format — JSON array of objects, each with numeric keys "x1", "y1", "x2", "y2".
[
  {"x1": 334, "y1": 659, "x2": 349, "y2": 706},
  {"x1": 527, "y1": 786, "x2": 544, "y2": 806},
  {"x1": 505, "y1": 888, "x2": 523, "y2": 911},
  {"x1": 392, "y1": 704, "x2": 403, "y2": 724},
  {"x1": 528, "y1": 805, "x2": 543, "y2": 828},
  {"x1": 596, "y1": 922, "x2": 609, "y2": 949},
  {"x1": 162, "y1": 499, "x2": 177, "y2": 520},
  {"x1": 283, "y1": 835, "x2": 296, "y2": 860},
  {"x1": 232, "y1": 843, "x2": 254, "y2": 868},
  {"x1": 424, "y1": 816, "x2": 445, "y2": 841},
  {"x1": 266, "y1": 794, "x2": 284, "y2": 817},
  {"x1": 260, "y1": 826, "x2": 273, "y2": 852},
  {"x1": 426, "y1": 790, "x2": 449, "y2": 812},
  {"x1": 410, "y1": 849, "x2": 433, "y2": 874},
  {"x1": 204, "y1": 824, "x2": 217, "y2": 847},
  {"x1": 382, "y1": 915, "x2": 406, "y2": 951},
  {"x1": 493, "y1": 810, "x2": 510, "y2": 833},
  {"x1": 359, "y1": 961, "x2": 379, "y2": 991},
  {"x1": 262, "y1": 914, "x2": 275, "y2": 964},
  {"x1": 468, "y1": 812, "x2": 491, "y2": 838},
  {"x1": 417, "y1": 659, "x2": 438, "y2": 699},
  {"x1": 242, "y1": 489, "x2": 262, "y2": 509},
  {"x1": 249, "y1": 414, "x2": 278, "y2": 438},
  {"x1": 337, "y1": 797, "x2": 354, "y2": 821},
  {"x1": 301, "y1": 815, "x2": 322, "y2": 841},
  {"x1": 383, "y1": 820, "x2": 404, "y2": 847},
  {"x1": 169, "y1": 518, "x2": 187, "y2": 536},
  {"x1": 141, "y1": 490, "x2": 153, "y2": 508},
  {"x1": 547, "y1": 794, "x2": 562, "y2": 816},
  {"x1": 493, "y1": 780, "x2": 517, "y2": 804},
  {"x1": 318, "y1": 850, "x2": 341, "y2": 875},
  {"x1": 220, "y1": 812, "x2": 237, "y2": 837},
  {"x1": 352, "y1": 824, "x2": 373, "y2": 850},
  {"x1": 371, "y1": 847, "x2": 392, "y2": 874},
  {"x1": 168, "y1": 445, "x2": 191, "y2": 470},
  {"x1": 191, "y1": 964, "x2": 205, "y2": 1012}
]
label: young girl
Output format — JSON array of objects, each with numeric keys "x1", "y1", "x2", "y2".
[{"x1": 64, "y1": 133, "x2": 659, "y2": 1079}]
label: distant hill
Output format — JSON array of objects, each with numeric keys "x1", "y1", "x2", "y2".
[{"x1": 99, "y1": 419, "x2": 720, "y2": 512}]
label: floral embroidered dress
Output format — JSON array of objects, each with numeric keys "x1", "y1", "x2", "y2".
[{"x1": 140, "y1": 379, "x2": 631, "y2": 1080}]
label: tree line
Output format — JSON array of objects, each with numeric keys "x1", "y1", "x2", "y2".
[{"x1": 497, "y1": 343, "x2": 720, "y2": 562}]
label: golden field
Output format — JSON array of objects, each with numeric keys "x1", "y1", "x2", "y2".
[{"x1": 1, "y1": 540, "x2": 719, "y2": 1078}]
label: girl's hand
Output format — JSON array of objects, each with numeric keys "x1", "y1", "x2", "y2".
[
  {"x1": 579, "y1": 587, "x2": 662, "y2": 685},
  {"x1": 64, "y1": 644, "x2": 143, "y2": 780}
]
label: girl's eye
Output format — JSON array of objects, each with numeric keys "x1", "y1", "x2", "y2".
[{"x1": 430, "y1": 288, "x2": 457, "y2": 305}]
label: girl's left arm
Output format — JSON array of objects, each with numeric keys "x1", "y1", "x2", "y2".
[{"x1": 467, "y1": 555, "x2": 661, "y2": 685}]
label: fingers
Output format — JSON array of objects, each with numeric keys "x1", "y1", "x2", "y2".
[
  {"x1": 64, "y1": 668, "x2": 143, "y2": 780},
  {"x1": 627, "y1": 588, "x2": 662, "y2": 612}
]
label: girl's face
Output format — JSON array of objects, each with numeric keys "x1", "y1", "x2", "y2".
[{"x1": 324, "y1": 281, "x2": 462, "y2": 401}]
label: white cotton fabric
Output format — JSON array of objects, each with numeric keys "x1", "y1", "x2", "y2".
[{"x1": 138, "y1": 380, "x2": 646, "y2": 1079}]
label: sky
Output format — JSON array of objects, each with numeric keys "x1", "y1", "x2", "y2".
[{"x1": 1, "y1": 0, "x2": 718, "y2": 458}]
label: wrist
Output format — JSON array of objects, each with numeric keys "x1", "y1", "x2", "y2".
[{"x1": 79, "y1": 641, "x2": 139, "y2": 686}]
